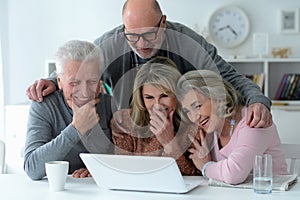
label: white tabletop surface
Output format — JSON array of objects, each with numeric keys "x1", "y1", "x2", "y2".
[{"x1": 1, "y1": 174, "x2": 299, "y2": 200}]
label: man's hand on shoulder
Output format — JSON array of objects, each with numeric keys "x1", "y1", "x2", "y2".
[
  {"x1": 246, "y1": 103, "x2": 273, "y2": 128},
  {"x1": 26, "y1": 79, "x2": 56, "y2": 102}
]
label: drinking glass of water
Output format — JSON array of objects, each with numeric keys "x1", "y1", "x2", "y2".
[{"x1": 253, "y1": 154, "x2": 272, "y2": 194}]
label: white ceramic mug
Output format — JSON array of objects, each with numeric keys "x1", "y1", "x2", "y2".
[{"x1": 45, "y1": 161, "x2": 69, "y2": 192}]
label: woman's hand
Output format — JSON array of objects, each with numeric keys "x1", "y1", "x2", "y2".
[
  {"x1": 188, "y1": 129, "x2": 212, "y2": 171},
  {"x1": 72, "y1": 168, "x2": 92, "y2": 178},
  {"x1": 149, "y1": 104, "x2": 175, "y2": 147}
]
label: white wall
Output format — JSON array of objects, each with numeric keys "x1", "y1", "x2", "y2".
[
  {"x1": 0, "y1": 0, "x2": 8, "y2": 140},
  {"x1": 2, "y1": 0, "x2": 300, "y2": 105}
]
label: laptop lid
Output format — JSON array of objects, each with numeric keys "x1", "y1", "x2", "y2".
[{"x1": 79, "y1": 153, "x2": 201, "y2": 193}]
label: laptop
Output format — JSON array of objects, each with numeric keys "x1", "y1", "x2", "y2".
[{"x1": 79, "y1": 153, "x2": 202, "y2": 194}]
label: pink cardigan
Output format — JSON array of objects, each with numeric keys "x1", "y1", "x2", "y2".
[{"x1": 205, "y1": 107, "x2": 288, "y2": 184}]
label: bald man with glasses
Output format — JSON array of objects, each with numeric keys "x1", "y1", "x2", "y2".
[{"x1": 27, "y1": 0, "x2": 272, "y2": 129}]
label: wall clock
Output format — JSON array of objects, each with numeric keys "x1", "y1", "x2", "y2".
[{"x1": 208, "y1": 5, "x2": 250, "y2": 48}]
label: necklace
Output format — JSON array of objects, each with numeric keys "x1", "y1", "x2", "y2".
[{"x1": 229, "y1": 119, "x2": 236, "y2": 137}]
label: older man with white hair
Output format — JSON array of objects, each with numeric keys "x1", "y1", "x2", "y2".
[{"x1": 24, "y1": 40, "x2": 113, "y2": 180}]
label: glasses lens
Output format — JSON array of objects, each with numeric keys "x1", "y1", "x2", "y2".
[
  {"x1": 142, "y1": 32, "x2": 157, "y2": 41},
  {"x1": 125, "y1": 34, "x2": 139, "y2": 42}
]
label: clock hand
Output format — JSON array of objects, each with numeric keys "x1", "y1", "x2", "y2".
[
  {"x1": 217, "y1": 26, "x2": 228, "y2": 32},
  {"x1": 227, "y1": 25, "x2": 238, "y2": 36},
  {"x1": 217, "y1": 25, "x2": 239, "y2": 37}
]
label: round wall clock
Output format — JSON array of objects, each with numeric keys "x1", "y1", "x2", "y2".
[{"x1": 208, "y1": 5, "x2": 250, "y2": 48}]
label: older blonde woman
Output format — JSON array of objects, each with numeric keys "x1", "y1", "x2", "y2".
[
  {"x1": 176, "y1": 70, "x2": 287, "y2": 184},
  {"x1": 111, "y1": 57, "x2": 200, "y2": 175}
]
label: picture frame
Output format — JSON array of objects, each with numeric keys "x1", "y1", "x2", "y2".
[
  {"x1": 45, "y1": 59, "x2": 56, "y2": 77},
  {"x1": 253, "y1": 33, "x2": 268, "y2": 58},
  {"x1": 280, "y1": 9, "x2": 299, "y2": 34}
]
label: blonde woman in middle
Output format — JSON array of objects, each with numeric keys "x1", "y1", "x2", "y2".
[{"x1": 111, "y1": 57, "x2": 201, "y2": 175}]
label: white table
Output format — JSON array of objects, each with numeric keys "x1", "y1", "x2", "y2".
[{"x1": 1, "y1": 174, "x2": 299, "y2": 200}]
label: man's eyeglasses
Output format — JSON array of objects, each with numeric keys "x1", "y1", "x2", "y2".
[{"x1": 124, "y1": 16, "x2": 163, "y2": 43}]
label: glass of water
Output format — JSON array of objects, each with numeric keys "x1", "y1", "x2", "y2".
[{"x1": 253, "y1": 154, "x2": 272, "y2": 194}]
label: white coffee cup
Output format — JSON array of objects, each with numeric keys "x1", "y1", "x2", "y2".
[
  {"x1": 253, "y1": 154, "x2": 273, "y2": 194},
  {"x1": 45, "y1": 161, "x2": 69, "y2": 192}
]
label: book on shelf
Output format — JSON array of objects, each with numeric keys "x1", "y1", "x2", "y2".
[
  {"x1": 275, "y1": 74, "x2": 300, "y2": 100},
  {"x1": 208, "y1": 174, "x2": 298, "y2": 191},
  {"x1": 280, "y1": 74, "x2": 294, "y2": 100},
  {"x1": 244, "y1": 73, "x2": 264, "y2": 91},
  {"x1": 275, "y1": 74, "x2": 289, "y2": 100},
  {"x1": 289, "y1": 74, "x2": 300, "y2": 100},
  {"x1": 288, "y1": 74, "x2": 300, "y2": 100}
]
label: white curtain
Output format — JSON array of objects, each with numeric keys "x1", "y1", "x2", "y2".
[{"x1": 0, "y1": 40, "x2": 4, "y2": 141}]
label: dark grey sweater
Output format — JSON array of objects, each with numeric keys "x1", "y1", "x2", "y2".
[{"x1": 24, "y1": 90, "x2": 113, "y2": 180}]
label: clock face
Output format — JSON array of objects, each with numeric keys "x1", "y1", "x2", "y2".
[{"x1": 208, "y1": 6, "x2": 250, "y2": 48}]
